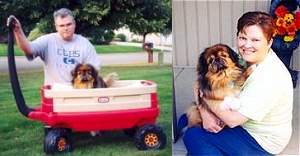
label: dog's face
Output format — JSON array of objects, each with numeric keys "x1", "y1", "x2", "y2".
[
  {"x1": 197, "y1": 44, "x2": 244, "y2": 90},
  {"x1": 71, "y1": 63, "x2": 98, "y2": 89}
]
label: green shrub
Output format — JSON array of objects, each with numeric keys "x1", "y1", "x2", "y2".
[
  {"x1": 88, "y1": 29, "x2": 115, "y2": 45},
  {"x1": 113, "y1": 38, "x2": 121, "y2": 41},
  {"x1": 28, "y1": 28, "x2": 44, "y2": 41},
  {"x1": 115, "y1": 33, "x2": 126, "y2": 42},
  {"x1": 131, "y1": 38, "x2": 143, "y2": 43}
]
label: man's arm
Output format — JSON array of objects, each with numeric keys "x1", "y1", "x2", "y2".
[{"x1": 8, "y1": 15, "x2": 33, "y2": 55}]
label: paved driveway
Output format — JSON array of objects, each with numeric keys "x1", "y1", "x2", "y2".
[{"x1": 0, "y1": 52, "x2": 172, "y2": 73}]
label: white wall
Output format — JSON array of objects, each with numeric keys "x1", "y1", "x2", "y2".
[{"x1": 114, "y1": 27, "x2": 172, "y2": 45}]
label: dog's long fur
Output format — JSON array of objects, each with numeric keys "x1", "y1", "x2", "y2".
[
  {"x1": 71, "y1": 63, "x2": 117, "y2": 89},
  {"x1": 186, "y1": 44, "x2": 252, "y2": 128}
]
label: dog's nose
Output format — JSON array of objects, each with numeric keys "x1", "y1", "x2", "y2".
[
  {"x1": 213, "y1": 58, "x2": 226, "y2": 70},
  {"x1": 82, "y1": 74, "x2": 89, "y2": 81},
  {"x1": 215, "y1": 57, "x2": 222, "y2": 63}
]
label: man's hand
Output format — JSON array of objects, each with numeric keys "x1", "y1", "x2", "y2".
[
  {"x1": 6, "y1": 15, "x2": 33, "y2": 55},
  {"x1": 7, "y1": 15, "x2": 22, "y2": 33}
]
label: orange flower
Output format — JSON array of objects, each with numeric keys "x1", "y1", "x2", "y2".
[
  {"x1": 273, "y1": 5, "x2": 300, "y2": 42},
  {"x1": 276, "y1": 17, "x2": 286, "y2": 27}
]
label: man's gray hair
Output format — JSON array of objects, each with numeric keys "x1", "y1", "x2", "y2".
[{"x1": 53, "y1": 8, "x2": 74, "y2": 21}]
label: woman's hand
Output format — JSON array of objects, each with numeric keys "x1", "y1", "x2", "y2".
[{"x1": 198, "y1": 105, "x2": 225, "y2": 133}]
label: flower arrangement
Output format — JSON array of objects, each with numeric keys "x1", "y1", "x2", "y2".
[
  {"x1": 269, "y1": 1, "x2": 299, "y2": 88},
  {"x1": 273, "y1": 5, "x2": 300, "y2": 42}
]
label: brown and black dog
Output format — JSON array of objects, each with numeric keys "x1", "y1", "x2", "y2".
[
  {"x1": 186, "y1": 44, "x2": 253, "y2": 128},
  {"x1": 71, "y1": 63, "x2": 116, "y2": 89}
]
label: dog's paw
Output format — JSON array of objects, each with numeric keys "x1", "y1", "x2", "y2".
[{"x1": 220, "y1": 96, "x2": 240, "y2": 110}]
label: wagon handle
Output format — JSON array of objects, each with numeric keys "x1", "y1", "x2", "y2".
[{"x1": 7, "y1": 16, "x2": 33, "y2": 117}]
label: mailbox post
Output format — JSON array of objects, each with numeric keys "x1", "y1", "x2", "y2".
[{"x1": 143, "y1": 42, "x2": 153, "y2": 63}]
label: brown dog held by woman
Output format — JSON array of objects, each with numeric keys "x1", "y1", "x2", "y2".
[
  {"x1": 186, "y1": 43, "x2": 253, "y2": 129},
  {"x1": 71, "y1": 63, "x2": 117, "y2": 89}
]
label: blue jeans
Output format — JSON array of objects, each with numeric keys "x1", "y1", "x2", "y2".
[{"x1": 178, "y1": 114, "x2": 273, "y2": 156}]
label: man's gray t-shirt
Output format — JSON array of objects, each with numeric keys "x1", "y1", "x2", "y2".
[{"x1": 27, "y1": 33, "x2": 100, "y2": 85}]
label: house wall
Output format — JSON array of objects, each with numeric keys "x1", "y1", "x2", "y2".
[{"x1": 172, "y1": 0, "x2": 300, "y2": 121}]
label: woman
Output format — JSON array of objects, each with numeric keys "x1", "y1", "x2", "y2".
[{"x1": 178, "y1": 11, "x2": 293, "y2": 155}]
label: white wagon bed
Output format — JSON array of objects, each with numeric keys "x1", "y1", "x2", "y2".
[{"x1": 44, "y1": 80, "x2": 157, "y2": 113}]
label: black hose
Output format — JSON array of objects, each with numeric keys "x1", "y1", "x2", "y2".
[{"x1": 7, "y1": 17, "x2": 33, "y2": 117}]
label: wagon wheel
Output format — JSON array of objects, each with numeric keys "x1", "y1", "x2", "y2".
[
  {"x1": 44, "y1": 125, "x2": 53, "y2": 136},
  {"x1": 44, "y1": 128, "x2": 72, "y2": 154},
  {"x1": 134, "y1": 124, "x2": 166, "y2": 150}
]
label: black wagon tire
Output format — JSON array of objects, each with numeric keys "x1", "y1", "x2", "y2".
[
  {"x1": 44, "y1": 128, "x2": 72, "y2": 154},
  {"x1": 134, "y1": 124, "x2": 166, "y2": 150},
  {"x1": 44, "y1": 125, "x2": 53, "y2": 136}
]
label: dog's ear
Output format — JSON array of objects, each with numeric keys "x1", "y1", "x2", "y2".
[
  {"x1": 197, "y1": 49, "x2": 211, "y2": 90},
  {"x1": 226, "y1": 46, "x2": 239, "y2": 64},
  {"x1": 88, "y1": 64, "x2": 98, "y2": 78},
  {"x1": 197, "y1": 49, "x2": 208, "y2": 76},
  {"x1": 71, "y1": 68, "x2": 76, "y2": 76},
  {"x1": 86, "y1": 64, "x2": 99, "y2": 88},
  {"x1": 71, "y1": 63, "x2": 82, "y2": 76},
  {"x1": 225, "y1": 46, "x2": 244, "y2": 69}
]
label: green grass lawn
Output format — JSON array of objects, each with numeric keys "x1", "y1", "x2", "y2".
[
  {"x1": 94, "y1": 45, "x2": 144, "y2": 53},
  {"x1": 0, "y1": 44, "x2": 169, "y2": 57},
  {"x1": 0, "y1": 65, "x2": 172, "y2": 156}
]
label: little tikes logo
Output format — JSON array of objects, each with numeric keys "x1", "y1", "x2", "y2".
[
  {"x1": 98, "y1": 97, "x2": 109, "y2": 103},
  {"x1": 63, "y1": 58, "x2": 75, "y2": 64}
]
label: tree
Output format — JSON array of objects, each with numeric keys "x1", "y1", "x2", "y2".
[
  {"x1": 161, "y1": 8, "x2": 172, "y2": 41},
  {"x1": 0, "y1": 0, "x2": 171, "y2": 44},
  {"x1": 125, "y1": 0, "x2": 172, "y2": 43}
]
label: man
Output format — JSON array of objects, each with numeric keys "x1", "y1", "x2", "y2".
[{"x1": 8, "y1": 8, "x2": 100, "y2": 85}]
